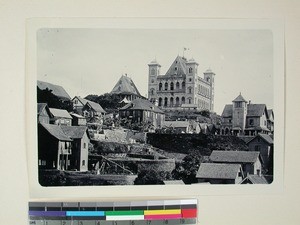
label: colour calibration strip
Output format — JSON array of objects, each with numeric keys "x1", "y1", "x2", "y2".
[{"x1": 29, "y1": 199, "x2": 197, "y2": 225}]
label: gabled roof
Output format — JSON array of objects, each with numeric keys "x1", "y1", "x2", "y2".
[
  {"x1": 49, "y1": 108, "x2": 72, "y2": 119},
  {"x1": 240, "y1": 174, "x2": 268, "y2": 184},
  {"x1": 221, "y1": 104, "x2": 268, "y2": 118},
  {"x1": 61, "y1": 126, "x2": 89, "y2": 139},
  {"x1": 267, "y1": 109, "x2": 274, "y2": 121},
  {"x1": 247, "y1": 133, "x2": 273, "y2": 145},
  {"x1": 85, "y1": 101, "x2": 106, "y2": 113},
  {"x1": 37, "y1": 80, "x2": 71, "y2": 100},
  {"x1": 210, "y1": 150, "x2": 260, "y2": 163},
  {"x1": 196, "y1": 163, "x2": 241, "y2": 179},
  {"x1": 120, "y1": 98, "x2": 164, "y2": 114},
  {"x1": 73, "y1": 96, "x2": 106, "y2": 113},
  {"x1": 165, "y1": 56, "x2": 188, "y2": 76},
  {"x1": 111, "y1": 75, "x2": 141, "y2": 96},
  {"x1": 232, "y1": 93, "x2": 247, "y2": 102},
  {"x1": 37, "y1": 103, "x2": 53, "y2": 117},
  {"x1": 39, "y1": 123, "x2": 71, "y2": 141},
  {"x1": 247, "y1": 104, "x2": 268, "y2": 117}
]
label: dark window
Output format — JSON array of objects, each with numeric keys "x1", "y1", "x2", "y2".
[
  {"x1": 176, "y1": 82, "x2": 180, "y2": 90},
  {"x1": 151, "y1": 68, "x2": 155, "y2": 75},
  {"x1": 164, "y1": 97, "x2": 168, "y2": 107},
  {"x1": 189, "y1": 67, "x2": 193, "y2": 73},
  {"x1": 165, "y1": 82, "x2": 168, "y2": 90},
  {"x1": 170, "y1": 82, "x2": 174, "y2": 90},
  {"x1": 170, "y1": 97, "x2": 174, "y2": 106},
  {"x1": 158, "y1": 98, "x2": 162, "y2": 106},
  {"x1": 159, "y1": 83, "x2": 162, "y2": 91},
  {"x1": 181, "y1": 97, "x2": 185, "y2": 104},
  {"x1": 82, "y1": 160, "x2": 85, "y2": 166},
  {"x1": 255, "y1": 145, "x2": 261, "y2": 151},
  {"x1": 249, "y1": 119, "x2": 254, "y2": 125},
  {"x1": 182, "y1": 81, "x2": 185, "y2": 89}
]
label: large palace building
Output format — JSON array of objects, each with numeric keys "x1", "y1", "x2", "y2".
[{"x1": 148, "y1": 55, "x2": 215, "y2": 111}]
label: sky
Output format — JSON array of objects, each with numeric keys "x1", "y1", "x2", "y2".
[{"x1": 37, "y1": 28, "x2": 273, "y2": 114}]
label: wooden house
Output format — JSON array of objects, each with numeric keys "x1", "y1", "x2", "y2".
[
  {"x1": 196, "y1": 163, "x2": 244, "y2": 184},
  {"x1": 49, "y1": 108, "x2": 72, "y2": 126},
  {"x1": 37, "y1": 103, "x2": 53, "y2": 124},
  {"x1": 163, "y1": 120, "x2": 192, "y2": 133},
  {"x1": 209, "y1": 150, "x2": 263, "y2": 176},
  {"x1": 70, "y1": 113, "x2": 87, "y2": 126},
  {"x1": 119, "y1": 98, "x2": 165, "y2": 128},
  {"x1": 247, "y1": 133, "x2": 273, "y2": 170},
  {"x1": 240, "y1": 174, "x2": 269, "y2": 184},
  {"x1": 37, "y1": 80, "x2": 71, "y2": 100},
  {"x1": 38, "y1": 123, "x2": 72, "y2": 170},
  {"x1": 82, "y1": 101, "x2": 106, "y2": 119},
  {"x1": 61, "y1": 126, "x2": 90, "y2": 171}
]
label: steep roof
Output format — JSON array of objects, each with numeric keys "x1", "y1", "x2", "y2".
[
  {"x1": 221, "y1": 104, "x2": 267, "y2": 118},
  {"x1": 49, "y1": 108, "x2": 72, "y2": 119},
  {"x1": 37, "y1": 80, "x2": 71, "y2": 100},
  {"x1": 247, "y1": 104, "x2": 267, "y2": 117},
  {"x1": 247, "y1": 133, "x2": 273, "y2": 145},
  {"x1": 196, "y1": 163, "x2": 241, "y2": 179},
  {"x1": 61, "y1": 126, "x2": 88, "y2": 139},
  {"x1": 232, "y1": 93, "x2": 247, "y2": 102},
  {"x1": 73, "y1": 96, "x2": 106, "y2": 113},
  {"x1": 210, "y1": 150, "x2": 260, "y2": 163},
  {"x1": 120, "y1": 98, "x2": 164, "y2": 114},
  {"x1": 267, "y1": 109, "x2": 274, "y2": 121},
  {"x1": 221, "y1": 104, "x2": 233, "y2": 117},
  {"x1": 111, "y1": 75, "x2": 141, "y2": 96},
  {"x1": 85, "y1": 101, "x2": 106, "y2": 113},
  {"x1": 165, "y1": 56, "x2": 188, "y2": 76},
  {"x1": 39, "y1": 123, "x2": 71, "y2": 141}
]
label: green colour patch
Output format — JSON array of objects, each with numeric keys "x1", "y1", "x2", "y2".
[{"x1": 105, "y1": 210, "x2": 144, "y2": 216}]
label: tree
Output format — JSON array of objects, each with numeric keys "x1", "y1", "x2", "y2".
[
  {"x1": 37, "y1": 87, "x2": 73, "y2": 111},
  {"x1": 172, "y1": 150, "x2": 205, "y2": 184},
  {"x1": 134, "y1": 170, "x2": 171, "y2": 185},
  {"x1": 85, "y1": 93, "x2": 123, "y2": 113}
]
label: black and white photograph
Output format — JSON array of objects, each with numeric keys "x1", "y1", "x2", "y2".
[{"x1": 35, "y1": 23, "x2": 277, "y2": 186}]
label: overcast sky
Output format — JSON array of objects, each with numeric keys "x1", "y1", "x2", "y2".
[{"x1": 37, "y1": 28, "x2": 273, "y2": 114}]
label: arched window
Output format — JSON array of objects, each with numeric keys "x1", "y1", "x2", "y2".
[
  {"x1": 188, "y1": 98, "x2": 192, "y2": 104},
  {"x1": 176, "y1": 82, "x2": 180, "y2": 90},
  {"x1": 164, "y1": 97, "x2": 168, "y2": 107},
  {"x1": 170, "y1": 82, "x2": 174, "y2": 90},
  {"x1": 151, "y1": 68, "x2": 156, "y2": 75},
  {"x1": 150, "y1": 89, "x2": 154, "y2": 95},
  {"x1": 182, "y1": 81, "x2": 185, "y2": 89},
  {"x1": 176, "y1": 97, "x2": 179, "y2": 106},
  {"x1": 159, "y1": 82, "x2": 162, "y2": 91},
  {"x1": 181, "y1": 97, "x2": 185, "y2": 104},
  {"x1": 170, "y1": 97, "x2": 174, "y2": 107},
  {"x1": 189, "y1": 67, "x2": 193, "y2": 73},
  {"x1": 164, "y1": 82, "x2": 168, "y2": 91},
  {"x1": 188, "y1": 87, "x2": 192, "y2": 94},
  {"x1": 158, "y1": 98, "x2": 162, "y2": 106}
]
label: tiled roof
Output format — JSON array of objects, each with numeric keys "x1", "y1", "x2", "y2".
[
  {"x1": 39, "y1": 123, "x2": 71, "y2": 141},
  {"x1": 196, "y1": 163, "x2": 241, "y2": 179},
  {"x1": 165, "y1": 56, "x2": 188, "y2": 76},
  {"x1": 221, "y1": 104, "x2": 233, "y2": 117},
  {"x1": 111, "y1": 75, "x2": 141, "y2": 96},
  {"x1": 120, "y1": 98, "x2": 164, "y2": 114},
  {"x1": 37, "y1": 80, "x2": 71, "y2": 100},
  {"x1": 37, "y1": 103, "x2": 47, "y2": 115},
  {"x1": 247, "y1": 104, "x2": 267, "y2": 117},
  {"x1": 49, "y1": 108, "x2": 72, "y2": 119},
  {"x1": 210, "y1": 150, "x2": 260, "y2": 163},
  {"x1": 232, "y1": 94, "x2": 247, "y2": 102},
  {"x1": 61, "y1": 126, "x2": 88, "y2": 139}
]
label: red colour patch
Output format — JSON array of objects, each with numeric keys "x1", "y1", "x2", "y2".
[{"x1": 181, "y1": 209, "x2": 197, "y2": 218}]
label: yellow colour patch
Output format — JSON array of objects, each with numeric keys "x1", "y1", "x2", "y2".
[{"x1": 144, "y1": 209, "x2": 181, "y2": 215}]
